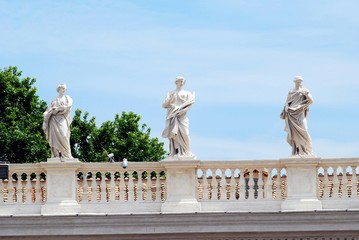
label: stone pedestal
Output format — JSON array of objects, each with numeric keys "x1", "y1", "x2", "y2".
[
  {"x1": 281, "y1": 157, "x2": 322, "y2": 211},
  {"x1": 161, "y1": 159, "x2": 201, "y2": 213},
  {"x1": 40, "y1": 158, "x2": 81, "y2": 215}
]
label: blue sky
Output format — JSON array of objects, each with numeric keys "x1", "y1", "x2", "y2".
[{"x1": 1, "y1": 0, "x2": 358, "y2": 160}]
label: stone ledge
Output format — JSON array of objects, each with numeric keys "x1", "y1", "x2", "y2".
[{"x1": 1, "y1": 210, "x2": 359, "y2": 239}]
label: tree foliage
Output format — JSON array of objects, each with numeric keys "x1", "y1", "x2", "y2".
[
  {"x1": 0, "y1": 66, "x2": 49, "y2": 163},
  {"x1": 71, "y1": 110, "x2": 166, "y2": 162}
]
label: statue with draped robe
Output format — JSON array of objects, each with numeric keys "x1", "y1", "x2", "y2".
[
  {"x1": 162, "y1": 76, "x2": 196, "y2": 159},
  {"x1": 280, "y1": 76, "x2": 314, "y2": 157},
  {"x1": 43, "y1": 84, "x2": 73, "y2": 159}
]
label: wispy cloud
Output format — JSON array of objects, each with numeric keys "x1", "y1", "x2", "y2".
[{"x1": 1, "y1": 1, "x2": 358, "y2": 161}]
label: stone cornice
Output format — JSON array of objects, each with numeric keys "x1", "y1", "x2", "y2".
[{"x1": 1, "y1": 210, "x2": 359, "y2": 239}]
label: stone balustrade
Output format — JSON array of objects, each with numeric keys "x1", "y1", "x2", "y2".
[{"x1": 1, "y1": 157, "x2": 359, "y2": 216}]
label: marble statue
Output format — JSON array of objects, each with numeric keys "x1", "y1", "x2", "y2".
[
  {"x1": 280, "y1": 76, "x2": 314, "y2": 157},
  {"x1": 43, "y1": 84, "x2": 73, "y2": 158},
  {"x1": 162, "y1": 76, "x2": 196, "y2": 159}
]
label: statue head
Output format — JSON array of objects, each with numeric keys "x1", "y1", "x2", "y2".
[
  {"x1": 175, "y1": 76, "x2": 186, "y2": 84},
  {"x1": 56, "y1": 83, "x2": 67, "y2": 93},
  {"x1": 293, "y1": 76, "x2": 303, "y2": 83}
]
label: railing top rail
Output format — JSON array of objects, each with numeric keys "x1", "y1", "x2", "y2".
[
  {"x1": 8, "y1": 163, "x2": 45, "y2": 172},
  {"x1": 198, "y1": 159, "x2": 285, "y2": 169},
  {"x1": 77, "y1": 161, "x2": 165, "y2": 171},
  {"x1": 317, "y1": 157, "x2": 359, "y2": 167},
  {"x1": 5, "y1": 157, "x2": 358, "y2": 171}
]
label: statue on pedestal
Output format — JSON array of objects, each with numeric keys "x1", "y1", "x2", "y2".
[
  {"x1": 162, "y1": 76, "x2": 196, "y2": 159},
  {"x1": 280, "y1": 76, "x2": 314, "y2": 157},
  {"x1": 43, "y1": 84, "x2": 73, "y2": 158}
]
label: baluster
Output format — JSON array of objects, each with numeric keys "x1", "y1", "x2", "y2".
[
  {"x1": 0, "y1": 179, "x2": 6, "y2": 203},
  {"x1": 221, "y1": 169, "x2": 226, "y2": 200},
  {"x1": 263, "y1": 168, "x2": 272, "y2": 200},
  {"x1": 247, "y1": 169, "x2": 254, "y2": 200},
  {"x1": 327, "y1": 169, "x2": 334, "y2": 198},
  {"x1": 7, "y1": 178, "x2": 12, "y2": 203},
  {"x1": 332, "y1": 167, "x2": 340, "y2": 199},
  {"x1": 128, "y1": 171, "x2": 135, "y2": 202},
  {"x1": 94, "y1": 173, "x2": 101, "y2": 202},
  {"x1": 257, "y1": 169, "x2": 264, "y2": 200},
  {"x1": 208, "y1": 169, "x2": 215, "y2": 200},
  {"x1": 143, "y1": 170, "x2": 150, "y2": 202},
  {"x1": 342, "y1": 168, "x2": 349, "y2": 199},
  {"x1": 86, "y1": 175, "x2": 94, "y2": 203},
  {"x1": 26, "y1": 172, "x2": 33, "y2": 204},
  {"x1": 160, "y1": 171, "x2": 166, "y2": 202},
  {"x1": 144, "y1": 170, "x2": 151, "y2": 201},
  {"x1": 322, "y1": 167, "x2": 329, "y2": 199},
  {"x1": 115, "y1": 172, "x2": 122, "y2": 201},
  {"x1": 37, "y1": 171, "x2": 44, "y2": 204},
  {"x1": 8, "y1": 179, "x2": 13, "y2": 203},
  {"x1": 77, "y1": 173, "x2": 84, "y2": 203},
  {"x1": 130, "y1": 171, "x2": 139, "y2": 202},
  {"x1": 28, "y1": 173, "x2": 34, "y2": 203},
  {"x1": 214, "y1": 169, "x2": 220, "y2": 200},
  {"x1": 156, "y1": 171, "x2": 163, "y2": 202},
  {"x1": 133, "y1": 171, "x2": 140, "y2": 202},
  {"x1": 352, "y1": 166, "x2": 358, "y2": 199},
  {"x1": 94, "y1": 172, "x2": 100, "y2": 202},
  {"x1": 228, "y1": 169, "x2": 236, "y2": 201},
  {"x1": 275, "y1": 170, "x2": 282, "y2": 200},
  {"x1": 317, "y1": 167, "x2": 323, "y2": 198},
  {"x1": 347, "y1": 167, "x2": 353, "y2": 198},
  {"x1": 222, "y1": 169, "x2": 230, "y2": 200},
  {"x1": 104, "y1": 172, "x2": 111, "y2": 202},
  {"x1": 234, "y1": 170, "x2": 240, "y2": 200},
  {"x1": 92, "y1": 174, "x2": 98, "y2": 202},
  {"x1": 130, "y1": 170, "x2": 134, "y2": 201},
  {"x1": 108, "y1": 171, "x2": 116, "y2": 202},
  {"x1": 22, "y1": 175, "x2": 27, "y2": 204},
  {"x1": 272, "y1": 169, "x2": 279, "y2": 200},
  {"x1": 21, "y1": 173, "x2": 26, "y2": 203},
  {"x1": 35, "y1": 171, "x2": 42, "y2": 203},
  {"x1": 280, "y1": 172, "x2": 287, "y2": 199},
  {"x1": 9, "y1": 174, "x2": 14, "y2": 203},
  {"x1": 123, "y1": 171, "x2": 130, "y2": 201},
  {"x1": 0, "y1": 179, "x2": 3, "y2": 203},
  {"x1": 83, "y1": 173, "x2": 88, "y2": 202},
  {"x1": 201, "y1": 169, "x2": 208, "y2": 201},
  {"x1": 139, "y1": 171, "x2": 145, "y2": 201},
  {"x1": 32, "y1": 172, "x2": 40, "y2": 203},
  {"x1": 150, "y1": 171, "x2": 157, "y2": 202},
  {"x1": 84, "y1": 176, "x2": 90, "y2": 203},
  {"x1": 40, "y1": 174, "x2": 46, "y2": 203},
  {"x1": 100, "y1": 172, "x2": 107, "y2": 203},
  {"x1": 140, "y1": 171, "x2": 147, "y2": 202},
  {"x1": 197, "y1": 169, "x2": 204, "y2": 201},
  {"x1": 239, "y1": 168, "x2": 246, "y2": 200},
  {"x1": 121, "y1": 170, "x2": 127, "y2": 201},
  {"x1": 218, "y1": 169, "x2": 226, "y2": 200},
  {"x1": 13, "y1": 174, "x2": 19, "y2": 203}
]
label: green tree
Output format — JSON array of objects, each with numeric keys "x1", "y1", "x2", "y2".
[
  {"x1": 71, "y1": 111, "x2": 166, "y2": 162},
  {"x1": 1, "y1": 66, "x2": 166, "y2": 163},
  {"x1": 0, "y1": 66, "x2": 49, "y2": 163},
  {"x1": 70, "y1": 109, "x2": 97, "y2": 161}
]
